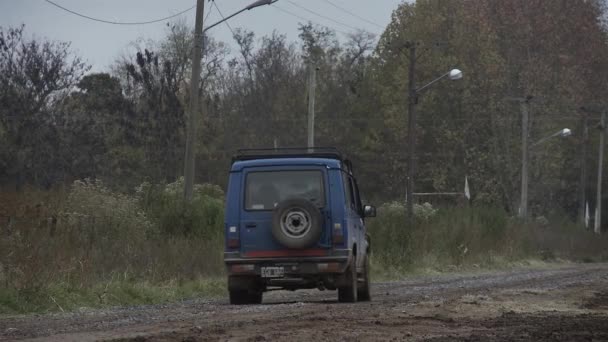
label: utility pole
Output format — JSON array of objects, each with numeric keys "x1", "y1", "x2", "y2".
[
  {"x1": 519, "y1": 97, "x2": 531, "y2": 219},
  {"x1": 406, "y1": 42, "x2": 417, "y2": 225},
  {"x1": 307, "y1": 65, "x2": 317, "y2": 149},
  {"x1": 183, "y1": 0, "x2": 205, "y2": 201},
  {"x1": 579, "y1": 111, "x2": 589, "y2": 226},
  {"x1": 595, "y1": 111, "x2": 606, "y2": 234}
]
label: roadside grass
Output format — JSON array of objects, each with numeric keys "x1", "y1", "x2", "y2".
[
  {"x1": 2, "y1": 184, "x2": 608, "y2": 314},
  {"x1": 368, "y1": 203, "x2": 608, "y2": 280},
  {"x1": 369, "y1": 258, "x2": 574, "y2": 282},
  {"x1": 0, "y1": 278, "x2": 226, "y2": 315}
]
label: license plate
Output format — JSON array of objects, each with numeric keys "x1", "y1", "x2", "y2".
[{"x1": 261, "y1": 266, "x2": 284, "y2": 278}]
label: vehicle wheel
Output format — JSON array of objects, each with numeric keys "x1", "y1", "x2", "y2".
[
  {"x1": 229, "y1": 290, "x2": 250, "y2": 305},
  {"x1": 229, "y1": 290, "x2": 263, "y2": 305},
  {"x1": 357, "y1": 254, "x2": 371, "y2": 301},
  {"x1": 249, "y1": 291, "x2": 263, "y2": 304},
  {"x1": 272, "y1": 199, "x2": 322, "y2": 249},
  {"x1": 338, "y1": 257, "x2": 358, "y2": 303}
]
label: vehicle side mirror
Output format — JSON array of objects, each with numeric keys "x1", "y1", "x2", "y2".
[{"x1": 363, "y1": 205, "x2": 376, "y2": 218}]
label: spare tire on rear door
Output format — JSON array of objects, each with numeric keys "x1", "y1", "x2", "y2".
[{"x1": 272, "y1": 199, "x2": 323, "y2": 249}]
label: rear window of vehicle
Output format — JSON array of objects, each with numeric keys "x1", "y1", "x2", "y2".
[{"x1": 245, "y1": 170, "x2": 325, "y2": 210}]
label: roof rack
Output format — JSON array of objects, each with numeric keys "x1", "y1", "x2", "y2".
[{"x1": 232, "y1": 147, "x2": 353, "y2": 172}]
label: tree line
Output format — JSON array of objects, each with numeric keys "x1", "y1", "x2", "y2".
[{"x1": 2, "y1": 0, "x2": 608, "y2": 220}]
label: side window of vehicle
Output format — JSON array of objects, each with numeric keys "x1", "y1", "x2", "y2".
[
  {"x1": 352, "y1": 178, "x2": 363, "y2": 215},
  {"x1": 342, "y1": 172, "x2": 354, "y2": 211}
]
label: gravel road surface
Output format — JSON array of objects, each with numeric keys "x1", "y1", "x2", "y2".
[{"x1": 2, "y1": 263, "x2": 608, "y2": 341}]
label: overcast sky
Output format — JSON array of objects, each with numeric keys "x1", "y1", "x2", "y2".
[{"x1": 0, "y1": 0, "x2": 403, "y2": 71}]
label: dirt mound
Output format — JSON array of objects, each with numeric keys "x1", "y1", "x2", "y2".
[
  {"x1": 427, "y1": 312, "x2": 608, "y2": 342},
  {"x1": 583, "y1": 290, "x2": 608, "y2": 310}
]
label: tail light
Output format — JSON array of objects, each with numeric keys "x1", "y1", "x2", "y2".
[
  {"x1": 227, "y1": 238, "x2": 240, "y2": 248},
  {"x1": 227, "y1": 225, "x2": 239, "y2": 248},
  {"x1": 332, "y1": 223, "x2": 344, "y2": 245}
]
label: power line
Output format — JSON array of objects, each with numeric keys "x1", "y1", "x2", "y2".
[
  {"x1": 285, "y1": 0, "x2": 365, "y2": 32},
  {"x1": 272, "y1": 4, "x2": 309, "y2": 23},
  {"x1": 321, "y1": 0, "x2": 384, "y2": 30},
  {"x1": 44, "y1": 0, "x2": 196, "y2": 25},
  {"x1": 271, "y1": 4, "x2": 349, "y2": 35},
  {"x1": 211, "y1": 1, "x2": 237, "y2": 38},
  {"x1": 205, "y1": 2, "x2": 214, "y2": 23}
]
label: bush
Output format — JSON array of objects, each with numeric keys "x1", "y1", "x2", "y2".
[
  {"x1": 136, "y1": 177, "x2": 224, "y2": 238},
  {"x1": 414, "y1": 202, "x2": 438, "y2": 220},
  {"x1": 63, "y1": 178, "x2": 155, "y2": 242}
]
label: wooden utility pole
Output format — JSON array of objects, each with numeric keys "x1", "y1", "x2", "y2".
[
  {"x1": 519, "y1": 99, "x2": 531, "y2": 219},
  {"x1": 307, "y1": 65, "x2": 317, "y2": 149},
  {"x1": 406, "y1": 42, "x2": 417, "y2": 225},
  {"x1": 579, "y1": 111, "x2": 589, "y2": 226},
  {"x1": 183, "y1": 0, "x2": 205, "y2": 201},
  {"x1": 595, "y1": 111, "x2": 606, "y2": 234}
]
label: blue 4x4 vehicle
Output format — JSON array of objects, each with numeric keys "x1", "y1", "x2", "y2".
[{"x1": 223, "y1": 148, "x2": 376, "y2": 305}]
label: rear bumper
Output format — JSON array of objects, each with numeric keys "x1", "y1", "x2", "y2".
[
  {"x1": 224, "y1": 249, "x2": 352, "y2": 276},
  {"x1": 224, "y1": 248, "x2": 350, "y2": 264}
]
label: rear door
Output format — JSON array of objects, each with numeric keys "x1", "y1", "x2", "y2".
[{"x1": 239, "y1": 166, "x2": 332, "y2": 255}]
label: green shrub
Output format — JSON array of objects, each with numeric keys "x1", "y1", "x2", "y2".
[
  {"x1": 414, "y1": 202, "x2": 438, "y2": 220},
  {"x1": 136, "y1": 177, "x2": 224, "y2": 238}
]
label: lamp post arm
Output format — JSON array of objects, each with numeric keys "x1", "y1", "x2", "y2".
[
  {"x1": 530, "y1": 131, "x2": 561, "y2": 148},
  {"x1": 414, "y1": 71, "x2": 450, "y2": 94}
]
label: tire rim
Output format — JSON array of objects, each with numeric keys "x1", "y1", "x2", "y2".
[{"x1": 280, "y1": 208, "x2": 312, "y2": 239}]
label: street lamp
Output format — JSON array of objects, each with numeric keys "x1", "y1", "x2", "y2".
[
  {"x1": 405, "y1": 42, "x2": 463, "y2": 223},
  {"x1": 530, "y1": 128, "x2": 572, "y2": 148},
  {"x1": 519, "y1": 128, "x2": 572, "y2": 219},
  {"x1": 184, "y1": 0, "x2": 277, "y2": 201},
  {"x1": 415, "y1": 69, "x2": 463, "y2": 93}
]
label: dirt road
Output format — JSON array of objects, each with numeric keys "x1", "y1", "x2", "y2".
[{"x1": 2, "y1": 263, "x2": 608, "y2": 341}]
